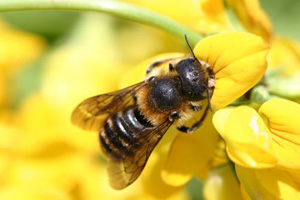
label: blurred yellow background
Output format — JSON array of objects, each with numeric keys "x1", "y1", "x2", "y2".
[{"x1": 0, "y1": 0, "x2": 299, "y2": 199}]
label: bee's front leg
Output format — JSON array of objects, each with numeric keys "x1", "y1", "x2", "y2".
[{"x1": 177, "y1": 105, "x2": 209, "y2": 133}]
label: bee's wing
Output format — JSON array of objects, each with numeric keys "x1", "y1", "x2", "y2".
[
  {"x1": 71, "y1": 82, "x2": 146, "y2": 131},
  {"x1": 107, "y1": 119, "x2": 173, "y2": 190}
]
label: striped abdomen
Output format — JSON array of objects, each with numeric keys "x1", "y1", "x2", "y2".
[{"x1": 99, "y1": 105, "x2": 153, "y2": 160}]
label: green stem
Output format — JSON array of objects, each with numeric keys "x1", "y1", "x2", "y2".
[
  {"x1": 0, "y1": 0, "x2": 203, "y2": 46},
  {"x1": 229, "y1": 100, "x2": 251, "y2": 106}
]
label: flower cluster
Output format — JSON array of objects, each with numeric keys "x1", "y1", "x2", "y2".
[{"x1": 0, "y1": 0, "x2": 299, "y2": 199}]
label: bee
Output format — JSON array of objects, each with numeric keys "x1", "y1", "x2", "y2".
[{"x1": 71, "y1": 36, "x2": 215, "y2": 190}]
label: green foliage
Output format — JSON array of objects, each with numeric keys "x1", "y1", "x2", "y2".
[{"x1": 262, "y1": 0, "x2": 300, "y2": 41}]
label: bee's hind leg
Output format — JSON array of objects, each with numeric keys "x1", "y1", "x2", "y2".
[{"x1": 177, "y1": 105, "x2": 209, "y2": 133}]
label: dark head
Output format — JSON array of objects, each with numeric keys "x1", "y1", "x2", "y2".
[{"x1": 175, "y1": 58, "x2": 208, "y2": 101}]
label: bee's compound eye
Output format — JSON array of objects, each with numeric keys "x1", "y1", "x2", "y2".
[{"x1": 149, "y1": 79, "x2": 182, "y2": 112}]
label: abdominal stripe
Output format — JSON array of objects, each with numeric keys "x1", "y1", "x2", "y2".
[{"x1": 99, "y1": 105, "x2": 153, "y2": 160}]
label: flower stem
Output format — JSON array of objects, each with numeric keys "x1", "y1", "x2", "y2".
[{"x1": 0, "y1": 0, "x2": 203, "y2": 46}]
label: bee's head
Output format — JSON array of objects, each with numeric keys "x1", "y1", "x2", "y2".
[
  {"x1": 175, "y1": 58, "x2": 208, "y2": 101},
  {"x1": 175, "y1": 35, "x2": 214, "y2": 110}
]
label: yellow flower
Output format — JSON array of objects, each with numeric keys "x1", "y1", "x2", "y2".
[
  {"x1": 213, "y1": 98, "x2": 300, "y2": 198},
  {"x1": 124, "y1": 0, "x2": 230, "y2": 33},
  {"x1": 226, "y1": 0, "x2": 273, "y2": 41},
  {"x1": 120, "y1": 32, "x2": 269, "y2": 196},
  {"x1": 259, "y1": 98, "x2": 300, "y2": 170}
]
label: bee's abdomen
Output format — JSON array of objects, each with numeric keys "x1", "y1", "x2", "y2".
[{"x1": 99, "y1": 106, "x2": 153, "y2": 160}]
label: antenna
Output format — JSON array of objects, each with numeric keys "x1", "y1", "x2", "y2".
[
  {"x1": 184, "y1": 34, "x2": 198, "y2": 61},
  {"x1": 185, "y1": 34, "x2": 202, "y2": 65}
]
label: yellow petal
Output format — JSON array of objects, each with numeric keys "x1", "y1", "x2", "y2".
[
  {"x1": 211, "y1": 107, "x2": 234, "y2": 134},
  {"x1": 213, "y1": 106, "x2": 277, "y2": 168},
  {"x1": 259, "y1": 98, "x2": 300, "y2": 170},
  {"x1": 268, "y1": 37, "x2": 300, "y2": 76},
  {"x1": 255, "y1": 169, "x2": 300, "y2": 199},
  {"x1": 194, "y1": 32, "x2": 269, "y2": 109},
  {"x1": 240, "y1": 185, "x2": 252, "y2": 200},
  {"x1": 162, "y1": 112, "x2": 219, "y2": 186},
  {"x1": 236, "y1": 165, "x2": 300, "y2": 199},
  {"x1": 236, "y1": 165, "x2": 275, "y2": 199},
  {"x1": 206, "y1": 139, "x2": 229, "y2": 169},
  {"x1": 287, "y1": 170, "x2": 300, "y2": 188},
  {"x1": 226, "y1": 0, "x2": 273, "y2": 41},
  {"x1": 203, "y1": 164, "x2": 242, "y2": 200}
]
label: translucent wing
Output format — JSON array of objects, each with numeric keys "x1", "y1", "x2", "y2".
[
  {"x1": 107, "y1": 119, "x2": 173, "y2": 189},
  {"x1": 71, "y1": 82, "x2": 146, "y2": 131}
]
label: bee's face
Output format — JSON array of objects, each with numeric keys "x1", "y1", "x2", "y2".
[{"x1": 175, "y1": 58, "x2": 208, "y2": 101}]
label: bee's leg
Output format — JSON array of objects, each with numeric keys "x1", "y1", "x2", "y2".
[
  {"x1": 146, "y1": 57, "x2": 182, "y2": 75},
  {"x1": 168, "y1": 111, "x2": 180, "y2": 122},
  {"x1": 188, "y1": 104, "x2": 202, "y2": 111},
  {"x1": 177, "y1": 105, "x2": 209, "y2": 133},
  {"x1": 169, "y1": 63, "x2": 175, "y2": 72}
]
